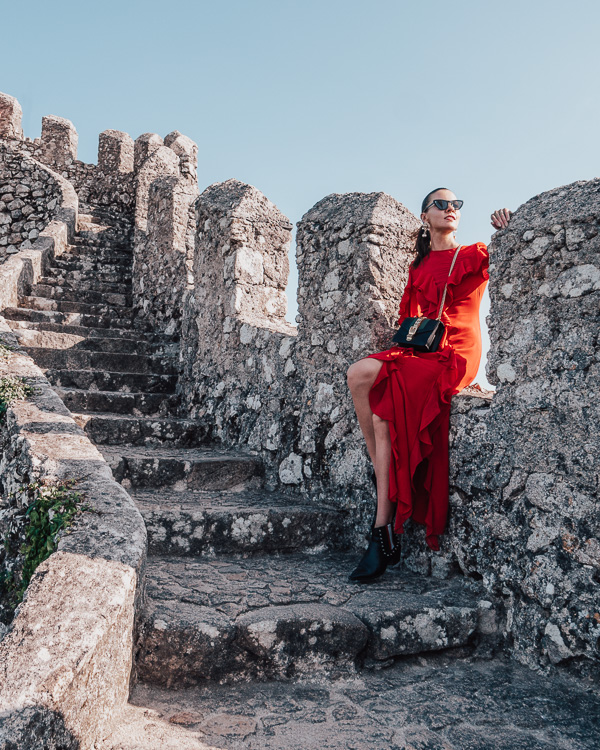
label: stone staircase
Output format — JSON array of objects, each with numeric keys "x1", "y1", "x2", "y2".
[{"x1": 4, "y1": 209, "x2": 510, "y2": 744}]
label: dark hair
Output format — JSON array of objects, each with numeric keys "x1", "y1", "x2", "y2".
[{"x1": 412, "y1": 186, "x2": 450, "y2": 269}]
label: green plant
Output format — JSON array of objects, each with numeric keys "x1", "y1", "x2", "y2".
[
  {"x1": 0, "y1": 478, "x2": 94, "y2": 615},
  {"x1": 0, "y1": 342, "x2": 16, "y2": 361},
  {"x1": 0, "y1": 375, "x2": 34, "y2": 420}
]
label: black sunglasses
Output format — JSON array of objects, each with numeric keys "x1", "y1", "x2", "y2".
[{"x1": 424, "y1": 199, "x2": 463, "y2": 211}]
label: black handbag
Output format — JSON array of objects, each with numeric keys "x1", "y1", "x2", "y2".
[{"x1": 392, "y1": 245, "x2": 461, "y2": 353}]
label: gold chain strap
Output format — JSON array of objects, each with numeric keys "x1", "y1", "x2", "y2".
[{"x1": 436, "y1": 245, "x2": 461, "y2": 321}]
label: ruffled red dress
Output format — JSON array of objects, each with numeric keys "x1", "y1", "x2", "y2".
[{"x1": 366, "y1": 242, "x2": 490, "y2": 550}]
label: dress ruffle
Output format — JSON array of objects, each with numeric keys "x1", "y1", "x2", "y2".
[
  {"x1": 411, "y1": 242, "x2": 489, "y2": 324},
  {"x1": 368, "y1": 345, "x2": 458, "y2": 550}
]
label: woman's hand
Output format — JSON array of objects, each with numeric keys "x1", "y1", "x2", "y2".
[{"x1": 491, "y1": 208, "x2": 512, "y2": 230}]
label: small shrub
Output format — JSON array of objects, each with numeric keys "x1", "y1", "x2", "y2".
[
  {"x1": 0, "y1": 374, "x2": 34, "y2": 421},
  {"x1": 0, "y1": 478, "x2": 94, "y2": 617}
]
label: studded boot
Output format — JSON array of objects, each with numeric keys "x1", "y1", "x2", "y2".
[{"x1": 349, "y1": 521, "x2": 401, "y2": 583}]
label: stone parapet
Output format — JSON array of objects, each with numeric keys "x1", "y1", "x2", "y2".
[
  {"x1": 0, "y1": 92, "x2": 23, "y2": 140},
  {"x1": 0, "y1": 324, "x2": 146, "y2": 749},
  {"x1": 40, "y1": 114, "x2": 78, "y2": 170},
  {"x1": 449, "y1": 178, "x2": 600, "y2": 677},
  {"x1": 0, "y1": 145, "x2": 77, "y2": 303},
  {"x1": 0, "y1": 142, "x2": 68, "y2": 262},
  {"x1": 132, "y1": 175, "x2": 198, "y2": 334}
]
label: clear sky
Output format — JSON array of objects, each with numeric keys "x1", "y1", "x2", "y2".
[{"x1": 4, "y1": 0, "x2": 599, "y2": 388}]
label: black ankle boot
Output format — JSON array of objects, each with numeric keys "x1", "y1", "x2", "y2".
[
  {"x1": 349, "y1": 521, "x2": 401, "y2": 583},
  {"x1": 368, "y1": 471, "x2": 378, "y2": 533}
]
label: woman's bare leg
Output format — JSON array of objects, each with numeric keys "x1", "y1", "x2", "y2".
[
  {"x1": 372, "y1": 413, "x2": 396, "y2": 527},
  {"x1": 347, "y1": 358, "x2": 396, "y2": 527},
  {"x1": 346, "y1": 358, "x2": 383, "y2": 463}
]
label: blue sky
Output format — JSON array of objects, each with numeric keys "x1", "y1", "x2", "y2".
[{"x1": 4, "y1": 0, "x2": 599, "y2": 387}]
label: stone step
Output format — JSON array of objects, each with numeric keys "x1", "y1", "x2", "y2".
[
  {"x1": 4, "y1": 319, "x2": 178, "y2": 348},
  {"x1": 72, "y1": 412, "x2": 207, "y2": 447},
  {"x1": 99, "y1": 446, "x2": 263, "y2": 491},
  {"x1": 44, "y1": 368, "x2": 177, "y2": 393},
  {"x1": 10, "y1": 326, "x2": 177, "y2": 356},
  {"x1": 2, "y1": 306, "x2": 148, "y2": 331},
  {"x1": 44, "y1": 266, "x2": 132, "y2": 285},
  {"x1": 18, "y1": 295, "x2": 134, "y2": 319},
  {"x1": 22, "y1": 346, "x2": 176, "y2": 375},
  {"x1": 35, "y1": 276, "x2": 132, "y2": 295},
  {"x1": 101, "y1": 654, "x2": 600, "y2": 750},
  {"x1": 53, "y1": 387, "x2": 180, "y2": 417},
  {"x1": 31, "y1": 284, "x2": 132, "y2": 307},
  {"x1": 76, "y1": 214, "x2": 131, "y2": 235},
  {"x1": 67, "y1": 244, "x2": 133, "y2": 263},
  {"x1": 131, "y1": 488, "x2": 344, "y2": 557},
  {"x1": 135, "y1": 552, "x2": 491, "y2": 685},
  {"x1": 49, "y1": 255, "x2": 132, "y2": 274},
  {"x1": 70, "y1": 235, "x2": 132, "y2": 251}
]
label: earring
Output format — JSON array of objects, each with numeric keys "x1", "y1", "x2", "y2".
[{"x1": 421, "y1": 223, "x2": 429, "y2": 237}]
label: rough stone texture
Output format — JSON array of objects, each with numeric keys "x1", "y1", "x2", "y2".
[
  {"x1": 135, "y1": 553, "x2": 496, "y2": 684},
  {"x1": 164, "y1": 130, "x2": 198, "y2": 185},
  {"x1": 132, "y1": 175, "x2": 198, "y2": 335},
  {"x1": 178, "y1": 177, "x2": 296, "y2": 483},
  {"x1": 98, "y1": 129, "x2": 135, "y2": 174},
  {"x1": 131, "y1": 488, "x2": 344, "y2": 557},
  {"x1": 40, "y1": 114, "x2": 78, "y2": 170},
  {"x1": 0, "y1": 92, "x2": 23, "y2": 140},
  {"x1": 449, "y1": 179, "x2": 600, "y2": 678},
  {"x1": 101, "y1": 651, "x2": 600, "y2": 750},
  {"x1": 0, "y1": 326, "x2": 147, "y2": 749},
  {"x1": 0, "y1": 151, "x2": 77, "y2": 316},
  {"x1": 0, "y1": 141, "x2": 63, "y2": 260}
]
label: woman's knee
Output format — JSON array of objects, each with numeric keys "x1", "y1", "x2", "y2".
[{"x1": 346, "y1": 358, "x2": 381, "y2": 391}]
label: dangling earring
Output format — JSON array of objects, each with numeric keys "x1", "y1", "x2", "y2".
[{"x1": 421, "y1": 223, "x2": 429, "y2": 237}]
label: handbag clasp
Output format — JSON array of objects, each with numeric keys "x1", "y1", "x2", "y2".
[{"x1": 406, "y1": 317, "x2": 425, "y2": 341}]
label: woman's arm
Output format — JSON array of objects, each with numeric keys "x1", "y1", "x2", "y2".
[{"x1": 491, "y1": 208, "x2": 512, "y2": 229}]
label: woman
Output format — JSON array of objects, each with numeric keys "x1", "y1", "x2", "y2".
[{"x1": 346, "y1": 187, "x2": 511, "y2": 583}]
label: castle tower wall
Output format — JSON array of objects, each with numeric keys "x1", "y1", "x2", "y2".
[{"x1": 450, "y1": 178, "x2": 600, "y2": 675}]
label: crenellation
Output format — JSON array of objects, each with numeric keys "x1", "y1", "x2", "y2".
[
  {"x1": 133, "y1": 132, "x2": 163, "y2": 172},
  {"x1": 98, "y1": 129, "x2": 134, "y2": 174},
  {"x1": 40, "y1": 114, "x2": 78, "y2": 170},
  {"x1": 133, "y1": 174, "x2": 198, "y2": 333},
  {"x1": 164, "y1": 130, "x2": 198, "y2": 184},
  {"x1": 0, "y1": 92, "x2": 23, "y2": 140}
]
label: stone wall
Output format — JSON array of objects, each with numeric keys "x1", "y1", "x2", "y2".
[
  {"x1": 0, "y1": 168, "x2": 77, "y2": 314},
  {"x1": 0, "y1": 141, "x2": 63, "y2": 261},
  {"x1": 131, "y1": 144, "x2": 199, "y2": 333},
  {"x1": 15, "y1": 115, "x2": 137, "y2": 221},
  {"x1": 0, "y1": 323, "x2": 147, "y2": 749},
  {"x1": 448, "y1": 179, "x2": 600, "y2": 677}
]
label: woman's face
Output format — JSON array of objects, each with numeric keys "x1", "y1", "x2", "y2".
[{"x1": 421, "y1": 188, "x2": 460, "y2": 235}]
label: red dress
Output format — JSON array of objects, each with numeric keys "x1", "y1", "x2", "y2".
[{"x1": 366, "y1": 242, "x2": 490, "y2": 550}]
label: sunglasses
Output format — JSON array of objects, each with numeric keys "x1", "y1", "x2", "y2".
[{"x1": 424, "y1": 199, "x2": 463, "y2": 211}]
